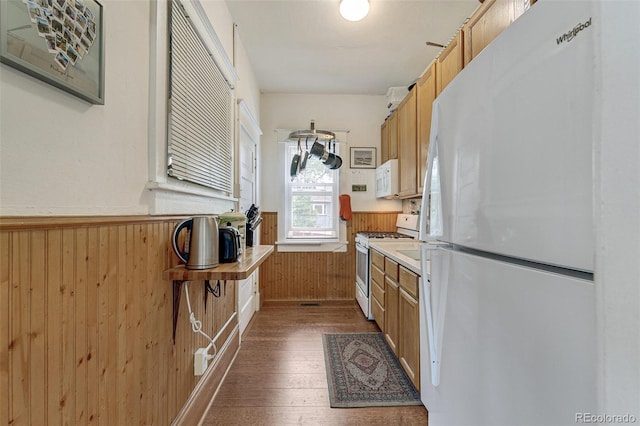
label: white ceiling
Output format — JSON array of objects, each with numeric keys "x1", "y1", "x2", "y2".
[{"x1": 225, "y1": 0, "x2": 481, "y2": 95}]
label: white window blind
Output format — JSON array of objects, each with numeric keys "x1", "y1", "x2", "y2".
[{"x1": 168, "y1": 0, "x2": 233, "y2": 194}]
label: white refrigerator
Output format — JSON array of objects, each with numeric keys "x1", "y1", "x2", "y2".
[{"x1": 417, "y1": 1, "x2": 611, "y2": 424}]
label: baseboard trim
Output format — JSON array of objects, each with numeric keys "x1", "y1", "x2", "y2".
[{"x1": 171, "y1": 324, "x2": 240, "y2": 425}]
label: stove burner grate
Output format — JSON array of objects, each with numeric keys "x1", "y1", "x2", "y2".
[{"x1": 358, "y1": 231, "x2": 413, "y2": 239}]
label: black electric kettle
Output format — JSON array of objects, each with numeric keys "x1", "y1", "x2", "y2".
[
  {"x1": 172, "y1": 216, "x2": 219, "y2": 269},
  {"x1": 219, "y1": 226, "x2": 241, "y2": 263}
]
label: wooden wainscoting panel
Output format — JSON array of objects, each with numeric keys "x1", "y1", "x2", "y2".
[
  {"x1": 1, "y1": 216, "x2": 239, "y2": 425},
  {"x1": 259, "y1": 212, "x2": 400, "y2": 302},
  {"x1": 0, "y1": 232, "x2": 9, "y2": 426}
]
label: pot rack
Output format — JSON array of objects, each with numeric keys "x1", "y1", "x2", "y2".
[
  {"x1": 276, "y1": 120, "x2": 349, "y2": 143},
  {"x1": 288, "y1": 120, "x2": 335, "y2": 141}
]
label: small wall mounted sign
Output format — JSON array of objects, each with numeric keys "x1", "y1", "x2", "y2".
[{"x1": 352, "y1": 184, "x2": 367, "y2": 192}]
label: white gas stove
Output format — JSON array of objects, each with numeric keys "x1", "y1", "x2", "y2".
[{"x1": 355, "y1": 214, "x2": 419, "y2": 319}]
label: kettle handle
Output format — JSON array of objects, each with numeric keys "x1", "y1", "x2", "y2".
[{"x1": 172, "y1": 218, "x2": 193, "y2": 264}]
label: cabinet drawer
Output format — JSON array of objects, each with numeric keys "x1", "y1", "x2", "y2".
[
  {"x1": 371, "y1": 250, "x2": 385, "y2": 270},
  {"x1": 399, "y1": 266, "x2": 419, "y2": 300},
  {"x1": 385, "y1": 258, "x2": 399, "y2": 281},
  {"x1": 372, "y1": 296, "x2": 385, "y2": 332},
  {"x1": 372, "y1": 280, "x2": 385, "y2": 306},
  {"x1": 371, "y1": 263, "x2": 384, "y2": 287}
]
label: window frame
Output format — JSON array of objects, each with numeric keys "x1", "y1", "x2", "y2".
[
  {"x1": 283, "y1": 141, "x2": 340, "y2": 242},
  {"x1": 146, "y1": 0, "x2": 239, "y2": 215}
]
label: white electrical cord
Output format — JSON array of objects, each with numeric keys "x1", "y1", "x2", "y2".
[{"x1": 184, "y1": 282, "x2": 217, "y2": 360}]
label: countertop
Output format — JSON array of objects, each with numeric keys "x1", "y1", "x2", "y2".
[
  {"x1": 369, "y1": 241, "x2": 423, "y2": 276},
  {"x1": 369, "y1": 241, "x2": 445, "y2": 278}
]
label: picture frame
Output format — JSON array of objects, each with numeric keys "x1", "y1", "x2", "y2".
[
  {"x1": 0, "y1": 0, "x2": 104, "y2": 104},
  {"x1": 350, "y1": 147, "x2": 376, "y2": 169}
]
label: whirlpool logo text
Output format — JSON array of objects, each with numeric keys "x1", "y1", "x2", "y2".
[{"x1": 556, "y1": 17, "x2": 592, "y2": 44}]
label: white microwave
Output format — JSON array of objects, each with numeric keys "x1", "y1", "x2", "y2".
[{"x1": 375, "y1": 159, "x2": 399, "y2": 198}]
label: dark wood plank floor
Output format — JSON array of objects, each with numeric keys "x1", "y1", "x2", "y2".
[{"x1": 200, "y1": 301, "x2": 429, "y2": 425}]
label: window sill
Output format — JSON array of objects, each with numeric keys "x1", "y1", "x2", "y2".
[
  {"x1": 275, "y1": 240, "x2": 348, "y2": 253},
  {"x1": 146, "y1": 180, "x2": 237, "y2": 215}
]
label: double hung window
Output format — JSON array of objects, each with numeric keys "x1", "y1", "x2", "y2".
[{"x1": 283, "y1": 142, "x2": 339, "y2": 240}]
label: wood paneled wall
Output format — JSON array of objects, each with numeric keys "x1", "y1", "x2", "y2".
[
  {"x1": 0, "y1": 217, "x2": 237, "y2": 425},
  {"x1": 259, "y1": 212, "x2": 400, "y2": 301}
]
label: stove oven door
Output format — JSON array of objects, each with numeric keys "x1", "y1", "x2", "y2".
[{"x1": 355, "y1": 241, "x2": 373, "y2": 319}]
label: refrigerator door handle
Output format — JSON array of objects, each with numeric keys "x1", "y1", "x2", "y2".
[
  {"x1": 421, "y1": 274, "x2": 439, "y2": 386},
  {"x1": 419, "y1": 106, "x2": 443, "y2": 242},
  {"x1": 420, "y1": 246, "x2": 450, "y2": 387},
  {"x1": 432, "y1": 248, "x2": 450, "y2": 387}
]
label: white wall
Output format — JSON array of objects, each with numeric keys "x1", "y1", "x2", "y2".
[
  {"x1": 260, "y1": 93, "x2": 402, "y2": 214},
  {"x1": 198, "y1": 0, "x2": 259, "y2": 119},
  {"x1": 0, "y1": 1, "x2": 151, "y2": 216},
  {"x1": 0, "y1": 0, "x2": 260, "y2": 216}
]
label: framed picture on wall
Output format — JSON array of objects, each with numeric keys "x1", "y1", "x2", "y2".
[
  {"x1": 350, "y1": 147, "x2": 376, "y2": 169},
  {"x1": 0, "y1": 0, "x2": 104, "y2": 104}
]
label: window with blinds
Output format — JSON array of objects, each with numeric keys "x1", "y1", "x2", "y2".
[{"x1": 168, "y1": 0, "x2": 233, "y2": 194}]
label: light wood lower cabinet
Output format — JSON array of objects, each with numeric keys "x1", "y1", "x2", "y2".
[
  {"x1": 371, "y1": 262, "x2": 386, "y2": 332},
  {"x1": 384, "y1": 275, "x2": 400, "y2": 355},
  {"x1": 398, "y1": 266, "x2": 420, "y2": 390},
  {"x1": 372, "y1": 249, "x2": 421, "y2": 390}
]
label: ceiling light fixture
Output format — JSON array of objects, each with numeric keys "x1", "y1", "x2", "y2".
[{"x1": 339, "y1": 0, "x2": 370, "y2": 22}]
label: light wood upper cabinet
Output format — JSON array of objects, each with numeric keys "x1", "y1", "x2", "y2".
[
  {"x1": 380, "y1": 119, "x2": 389, "y2": 164},
  {"x1": 397, "y1": 86, "x2": 417, "y2": 197},
  {"x1": 463, "y1": 0, "x2": 531, "y2": 66},
  {"x1": 416, "y1": 63, "x2": 436, "y2": 195},
  {"x1": 388, "y1": 111, "x2": 399, "y2": 160},
  {"x1": 436, "y1": 31, "x2": 464, "y2": 95}
]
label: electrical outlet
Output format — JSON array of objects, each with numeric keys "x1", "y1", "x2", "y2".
[{"x1": 194, "y1": 348, "x2": 208, "y2": 376}]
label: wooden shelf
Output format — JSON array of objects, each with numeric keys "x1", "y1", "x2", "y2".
[
  {"x1": 163, "y1": 245, "x2": 275, "y2": 343},
  {"x1": 163, "y1": 245, "x2": 275, "y2": 281}
]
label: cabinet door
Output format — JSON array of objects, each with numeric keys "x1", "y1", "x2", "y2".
[
  {"x1": 463, "y1": 0, "x2": 513, "y2": 66},
  {"x1": 380, "y1": 119, "x2": 389, "y2": 164},
  {"x1": 436, "y1": 31, "x2": 464, "y2": 95},
  {"x1": 416, "y1": 63, "x2": 436, "y2": 195},
  {"x1": 388, "y1": 111, "x2": 399, "y2": 160},
  {"x1": 398, "y1": 87, "x2": 417, "y2": 197},
  {"x1": 384, "y1": 276, "x2": 399, "y2": 355},
  {"x1": 399, "y1": 287, "x2": 420, "y2": 390}
]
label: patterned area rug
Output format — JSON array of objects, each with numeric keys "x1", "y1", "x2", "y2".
[{"x1": 322, "y1": 333, "x2": 422, "y2": 408}]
